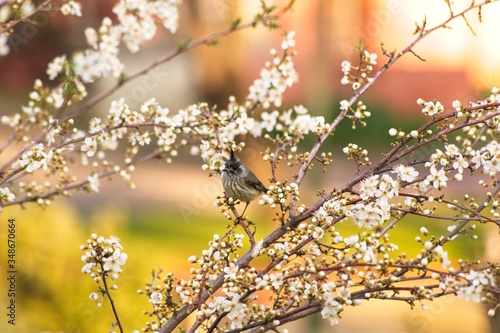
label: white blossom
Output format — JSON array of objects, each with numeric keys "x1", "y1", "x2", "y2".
[
  {"x1": 392, "y1": 164, "x2": 419, "y2": 182},
  {"x1": 421, "y1": 100, "x2": 444, "y2": 117},
  {"x1": 103, "y1": 248, "x2": 128, "y2": 273},
  {"x1": 87, "y1": 173, "x2": 100, "y2": 193},
  {"x1": 426, "y1": 166, "x2": 448, "y2": 189},
  {"x1": 149, "y1": 291, "x2": 163, "y2": 305},
  {"x1": 61, "y1": 1, "x2": 82, "y2": 16},
  {"x1": 17, "y1": 143, "x2": 52, "y2": 173}
]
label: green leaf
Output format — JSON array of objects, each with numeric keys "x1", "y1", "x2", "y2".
[
  {"x1": 231, "y1": 18, "x2": 242, "y2": 28},
  {"x1": 175, "y1": 36, "x2": 192, "y2": 50},
  {"x1": 207, "y1": 39, "x2": 220, "y2": 47}
]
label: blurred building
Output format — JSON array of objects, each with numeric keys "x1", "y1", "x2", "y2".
[
  {"x1": 2, "y1": 0, "x2": 500, "y2": 114},
  {"x1": 189, "y1": 0, "x2": 500, "y2": 113}
]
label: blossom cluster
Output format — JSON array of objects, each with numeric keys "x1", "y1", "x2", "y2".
[
  {"x1": 321, "y1": 282, "x2": 358, "y2": 325},
  {"x1": 258, "y1": 104, "x2": 331, "y2": 145},
  {"x1": 343, "y1": 100, "x2": 372, "y2": 128},
  {"x1": 340, "y1": 50, "x2": 377, "y2": 90},
  {"x1": 342, "y1": 143, "x2": 371, "y2": 169},
  {"x1": 46, "y1": 0, "x2": 182, "y2": 84},
  {"x1": 258, "y1": 181, "x2": 301, "y2": 211},
  {"x1": 182, "y1": 233, "x2": 246, "y2": 303},
  {"x1": 81, "y1": 234, "x2": 128, "y2": 277},
  {"x1": 14, "y1": 143, "x2": 52, "y2": 173},
  {"x1": 80, "y1": 234, "x2": 128, "y2": 305},
  {"x1": 456, "y1": 269, "x2": 497, "y2": 304},
  {"x1": 418, "y1": 98, "x2": 444, "y2": 117},
  {"x1": 313, "y1": 164, "x2": 419, "y2": 231},
  {"x1": 247, "y1": 31, "x2": 298, "y2": 108},
  {"x1": 347, "y1": 174, "x2": 399, "y2": 229},
  {"x1": 113, "y1": 0, "x2": 181, "y2": 53},
  {"x1": 0, "y1": 187, "x2": 15, "y2": 206}
]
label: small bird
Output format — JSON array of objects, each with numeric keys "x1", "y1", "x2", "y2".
[{"x1": 221, "y1": 149, "x2": 268, "y2": 217}]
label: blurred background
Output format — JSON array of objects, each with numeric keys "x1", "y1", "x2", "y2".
[{"x1": 0, "y1": 0, "x2": 499, "y2": 332}]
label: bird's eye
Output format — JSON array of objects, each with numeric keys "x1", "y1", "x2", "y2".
[{"x1": 227, "y1": 161, "x2": 239, "y2": 173}]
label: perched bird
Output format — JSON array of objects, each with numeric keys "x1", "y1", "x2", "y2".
[{"x1": 221, "y1": 149, "x2": 268, "y2": 217}]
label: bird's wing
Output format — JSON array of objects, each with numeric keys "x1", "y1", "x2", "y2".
[{"x1": 245, "y1": 175, "x2": 268, "y2": 193}]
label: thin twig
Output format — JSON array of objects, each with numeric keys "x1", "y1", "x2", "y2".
[
  {"x1": 101, "y1": 271, "x2": 124, "y2": 333},
  {"x1": 0, "y1": 0, "x2": 54, "y2": 34}
]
